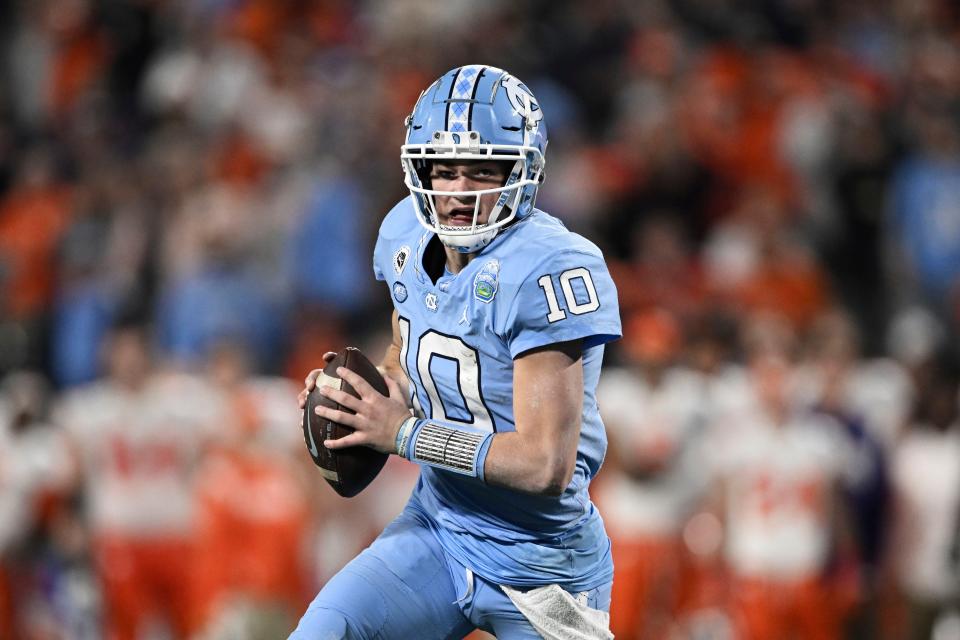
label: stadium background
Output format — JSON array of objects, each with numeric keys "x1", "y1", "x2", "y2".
[{"x1": 0, "y1": 0, "x2": 958, "y2": 638}]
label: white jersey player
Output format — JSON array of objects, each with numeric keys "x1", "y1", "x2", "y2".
[{"x1": 54, "y1": 323, "x2": 224, "y2": 639}]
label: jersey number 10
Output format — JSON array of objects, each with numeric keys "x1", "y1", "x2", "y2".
[
  {"x1": 395, "y1": 268, "x2": 599, "y2": 434},
  {"x1": 398, "y1": 317, "x2": 496, "y2": 432},
  {"x1": 537, "y1": 267, "x2": 600, "y2": 323}
]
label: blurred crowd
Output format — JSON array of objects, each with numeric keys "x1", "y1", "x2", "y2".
[{"x1": 0, "y1": 0, "x2": 959, "y2": 638}]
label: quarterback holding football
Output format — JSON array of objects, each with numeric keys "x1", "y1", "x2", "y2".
[{"x1": 292, "y1": 65, "x2": 621, "y2": 639}]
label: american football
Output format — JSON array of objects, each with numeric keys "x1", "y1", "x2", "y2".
[{"x1": 302, "y1": 347, "x2": 390, "y2": 498}]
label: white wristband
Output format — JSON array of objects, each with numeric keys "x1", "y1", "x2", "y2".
[
  {"x1": 410, "y1": 422, "x2": 492, "y2": 478},
  {"x1": 394, "y1": 416, "x2": 419, "y2": 458}
]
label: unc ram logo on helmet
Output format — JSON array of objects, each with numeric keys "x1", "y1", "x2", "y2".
[{"x1": 401, "y1": 65, "x2": 548, "y2": 254}]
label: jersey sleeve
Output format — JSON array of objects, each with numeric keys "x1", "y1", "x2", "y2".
[
  {"x1": 373, "y1": 197, "x2": 419, "y2": 283},
  {"x1": 501, "y1": 248, "x2": 621, "y2": 358},
  {"x1": 373, "y1": 228, "x2": 388, "y2": 282}
]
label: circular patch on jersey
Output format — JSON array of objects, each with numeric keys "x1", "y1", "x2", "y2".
[{"x1": 392, "y1": 281, "x2": 408, "y2": 303}]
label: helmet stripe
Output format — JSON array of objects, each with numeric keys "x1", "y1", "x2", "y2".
[
  {"x1": 466, "y1": 66, "x2": 486, "y2": 132},
  {"x1": 447, "y1": 65, "x2": 484, "y2": 134},
  {"x1": 442, "y1": 68, "x2": 458, "y2": 132}
]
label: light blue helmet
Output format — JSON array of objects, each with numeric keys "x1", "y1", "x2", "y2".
[{"x1": 402, "y1": 65, "x2": 548, "y2": 253}]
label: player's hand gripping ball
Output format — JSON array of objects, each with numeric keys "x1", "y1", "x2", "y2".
[{"x1": 302, "y1": 347, "x2": 390, "y2": 497}]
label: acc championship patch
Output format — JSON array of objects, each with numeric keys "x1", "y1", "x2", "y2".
[
  {"x1": 392, "y1": 282, "x2": 408, "y2": 302},
  {"x1": 474, "y1": 260, "x2": 500, "y2": 303},
  {"x1": 394, "y1": 246, "x2": 411, "y2": 276}
]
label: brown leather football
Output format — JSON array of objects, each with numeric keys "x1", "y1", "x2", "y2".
[{"x1": 302, "y1": 347, "x2": 390, "y2": 498}]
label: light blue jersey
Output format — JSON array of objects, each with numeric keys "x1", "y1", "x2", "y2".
[{"x1": 373, "y1": 197, "x2": 621, "y2": 591}]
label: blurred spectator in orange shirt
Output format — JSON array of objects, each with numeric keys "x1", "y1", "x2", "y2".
[
  {"x1": 609, "y1": 214, "x2": 708, "y2": 326},
  {"x1": 704, "y1": 185, "x2": 830, "y2": 330},
  {"x1": 48, "y1": 2, "x2": 106, "y2": 123},
  {"x1": 0, "y1": 147, "x2": 73, "y2": 372},
  {"x1": 0, "y1": 147, "x2": 73, "y2": 321}
]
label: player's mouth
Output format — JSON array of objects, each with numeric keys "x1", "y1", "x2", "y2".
[{"x1": 445, "y1": 208, "x2": 476, "y2": 226}]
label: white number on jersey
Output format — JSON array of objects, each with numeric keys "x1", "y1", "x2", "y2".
[
  {"x1": 537, "y1": 267, "x2": 600, "y2": 323},
  {"x1": 398, "y1": 317, "x2": 494, "y2": 432}
]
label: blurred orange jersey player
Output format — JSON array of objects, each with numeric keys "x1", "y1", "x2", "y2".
[
  {"x1": 705, "y1": 316, "x2": 858, "y2": 640},
  {"x1": 595, "y1": 309, "x2": 709, "y2": 639},
  {"x1": 191, "y1": 342, "x2": 313, "y2": 632},
  {"x1": 55, "y1": 323, "x2": 222, "y2": 640}
]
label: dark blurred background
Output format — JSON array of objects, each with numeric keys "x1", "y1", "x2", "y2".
[{"x1": 0, "y1": 1, "x2": 958, "y2": 639}]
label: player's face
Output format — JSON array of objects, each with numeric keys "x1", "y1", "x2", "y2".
[
  {"x1": 751, "y1": 353, "x2": 791, "y2": 416},
  {"x1": 105, "y1": 328, "x2": 151, "y2": 387},
  {"x1": 428, "y1": 161, "x2": 511, "y2": 227}
]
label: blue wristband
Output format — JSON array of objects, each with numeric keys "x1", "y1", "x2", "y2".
[
  {"x1": 475, "y1": 432, "x2": 493, "y2": 483},
  {"x1": 403, "y1": 419, "x2": 425, "y2": 461},
  {"x1": 395, "y1": 416, "x2": 420, "y2": 458}
]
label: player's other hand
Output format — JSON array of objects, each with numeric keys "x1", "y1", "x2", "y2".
[
  {"x1": 315, "y1": 368, "x2": 412, "y2": 454},
  {"x1": 298, "y1": 351, "x2": 338, "y2": 409}
]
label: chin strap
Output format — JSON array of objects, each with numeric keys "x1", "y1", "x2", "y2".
[{"x1": 438, "y1": 228, "x2": 498, "y2": 254}]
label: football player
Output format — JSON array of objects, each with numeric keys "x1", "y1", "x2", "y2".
[
  {"x1": 55, "y1": 321, "x2": 224, "y2": 639},
  {"x1": 705, "y1": 315, "x2": 858, "y2": 640},
  {"x1": 593, "y1": 309, "x2": 710, "y2": 639},
  {"x1": 290, "y1": 65, "x2": 621, "y2": 639}
]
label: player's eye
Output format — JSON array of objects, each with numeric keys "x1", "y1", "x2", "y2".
[
  {"x1": 431, "y1": 170, "x2": 457, "y2": 180},
  {"x1": 471, "y1": 166, "x2": 506, "y2": 181}
]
